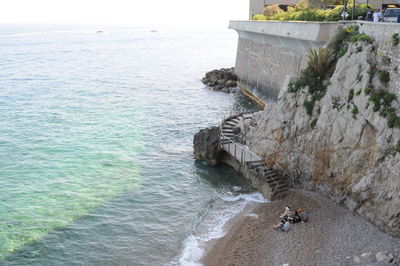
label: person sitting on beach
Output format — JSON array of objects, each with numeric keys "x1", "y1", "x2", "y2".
[
  {"x1": 279, "y1": 206, "x2": 294, "y2": 219},
  {"x1": 297, "y1": 209, "x2": 308, "y2": 222},
  {"x1": 274, "y1": 207, "x2": 300, "y2": 231}
]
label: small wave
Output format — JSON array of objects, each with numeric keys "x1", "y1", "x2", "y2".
[
  {"x1": 161, "y1": 145, "x2": 192, "y2": 155},
  {"x1": 245, "y1": 213, "x2": 259, "y2": 219},
  {"x1": 171, "y1": 192, "x2": 267, "y2": 266},
  {"x1": 177, "y1": 235, "x2": 204, "y2": 266},
  {"x1": 217, "y1": 191, "x2": 268, "y2": 203}
]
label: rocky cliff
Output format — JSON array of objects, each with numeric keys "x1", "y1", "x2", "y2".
[{"x1": 241, "y1": 25, "x2": 400, "y2": 237}]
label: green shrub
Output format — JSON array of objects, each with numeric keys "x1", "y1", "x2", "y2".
[
  {"x1": 396, "y1": 140, "x2": 400, "y2": 153},
  {"x1": 387, "y1": 113, "x2": 400, "y2": 128},
  {"x1": 365, "y1": 87, "x2": 373, "y2": 95},
  {"x1": 310, "y1": 118, "x2": 318, "y2": 128},
  {"x1": 304, "y1": 99, "x2": 315, "y2": 116},
  {"x1": 392, "y1": 33, "x2": 400, "y2": 46},
  {"x1": 327, "y1": 25, "x2": 359, "y2": 58},
  {"x1": 264, "y1": 5, "x2": 284, "y2": 16},
  {"x1": 350, "y1": 33, "x2": 373, "y2": 44},
  {"x1": 287, "y1": 82, "x2": 298, "y2": 93},
  {"x1": 252, "y1": 14, "x2": 267, "y2": 20},
  {"x1": 380, "y1": 107, "x2": 396, "y2": 118},
  {"x1": 332, "y1": 98, "x2": 339, "y2": 109},
  {"x1": 382, "y1": 56, "x2": 391, "y2": 66},
  {"x1": 352, "y1": 105, "x2": 359, "y2": 119},
  {"x1": 259, "y1": 5, "x2": 368, "y2": 22},
  {"x1": 348, "y1": 89, "x2": 354, "y2": 102},
  {"x1": 355, "y1": 89, "x2": 362, "y2": 96},
  {"x1": 378, "y1": 70, "x2": 390, "y2": 83},
  {"x1": 383, "y1": 92, "x2": 396, "y2": 105},
  {"x1": 307, "y1": 48, "x2": 335, "y2": 80}
]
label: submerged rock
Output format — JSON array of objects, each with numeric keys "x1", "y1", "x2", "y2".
[
  {"x1": 201, "y1": 67, "x2": 238, "y2": 93},
  {"x1": 193, "y1": 126, "x2": 223, "y2": 165}
]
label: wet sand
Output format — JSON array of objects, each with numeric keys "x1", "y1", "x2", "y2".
[{"x1": 203, "y1": 189, "x2": 400, "y2": 266}]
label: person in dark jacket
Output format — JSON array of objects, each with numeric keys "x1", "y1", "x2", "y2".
[{"x1": 365, "y1": 7, "x2": 373, "y2": 21}]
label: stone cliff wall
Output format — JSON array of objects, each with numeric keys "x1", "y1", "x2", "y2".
[{"x1": 242, "y1": 23, "x2": 400, "y2": 237}]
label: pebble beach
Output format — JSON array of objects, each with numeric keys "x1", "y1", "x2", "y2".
[{"x1": 203, "y1": 189, "x2": 400, "y2": 266}]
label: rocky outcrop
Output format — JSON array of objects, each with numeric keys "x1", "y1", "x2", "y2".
[
  {"x1": 202, "y1": 68, "x2": 238, "y2": 93},
  {"x1": 241, "y1": 34, "x2": 400, "y2": 237},
  {"x1": 193, "y1": 126, "x2": 223, "y2": 165}
]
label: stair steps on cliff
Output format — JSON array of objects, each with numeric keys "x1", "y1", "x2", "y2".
[
  {"x1": 245, "y1": 160, "x2": 265, "y2": 168},
  {"x1": 220, "y1": 113, "x2": 290, "y2": 196},
  {"x1": 245, "y1": 160, "x2": 290, "y2": 194}
]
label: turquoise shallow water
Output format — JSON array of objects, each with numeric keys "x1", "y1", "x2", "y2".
[{"x1": 0, "y1": 25, "x2": 259, "y2": 265}]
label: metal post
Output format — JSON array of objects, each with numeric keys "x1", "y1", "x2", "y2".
[
  {"x1": 352, "y1": 0, "x2": 355, "y2": 20},
  {"x1": 234, "y1": 144, "x2": 237, "y2": 159}
]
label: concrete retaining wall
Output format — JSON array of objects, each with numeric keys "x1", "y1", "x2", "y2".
[{"x1": 229, "y1": 21, "x2": 339, "y2": 101}]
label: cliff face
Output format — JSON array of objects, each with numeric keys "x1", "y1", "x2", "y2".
[{"x1": 243, "y1": 30, "x2": 400, "y2": 237}]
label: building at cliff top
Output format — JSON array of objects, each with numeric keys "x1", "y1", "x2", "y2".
[{"x1": 249, "y1": 0, "x2": 400, "y2": 18}]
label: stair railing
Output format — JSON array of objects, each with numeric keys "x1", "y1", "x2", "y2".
[{"x1": 219, "y1": 114, "x2": 282, "y2": 194}]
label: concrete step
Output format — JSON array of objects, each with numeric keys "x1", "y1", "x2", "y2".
[
  {"x1": 222, "y1": 133, "x2": 235, "y2": 138},
  {"x1": 242, "y1": 114, "x2": 254, "y2": 119},
  {"x1": 274, "y1": 186, "x2": 290, "y2": 194},
  {"x1": 224, "y1": 120, "x2": 237, "y2": 126},
  {"x1": 267, "y1": 179, "x2": 288, "y2": 186},
  {"x1": 246, "y1": 160, "x2": 264, "y2": 166}
]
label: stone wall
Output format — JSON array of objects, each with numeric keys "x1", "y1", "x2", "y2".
[{"x1": 229, "y1": 21, "x2": 339, "y2": 101}]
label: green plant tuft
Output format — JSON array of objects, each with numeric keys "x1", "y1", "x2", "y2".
[
  {"x1": 392, "y1": 33, "x2": 400, "y2": 46},
  {"x1": 365, "y1": 87, "x2": 372, "y2": 95},
  {"x1": 310, "y1": 118, "x2": 318, "y2": 129},
  {"x1": 304, "y1": 100, "x2": 315, "y2": 116},
  {"x1": 382, "y1": 56, "x2": 391, "y2": 66},
  {"x1": 307, "y1": 48, "x2": 335, "y2": 80},
  {"x1": 352, "y1": 105, "x2": 359, "y2": 119},
  {"x1": 350, "y1": 33, "x2": 373, "y2": 44},
  {"x1": 378, "y1": 70, "x2": 390, "y2": 83},
  {"x1": 348, "y1": 89, "x2": 354, "y2": 102}
]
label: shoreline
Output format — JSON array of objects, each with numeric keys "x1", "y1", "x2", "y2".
[{"x1": 202, "y1": 189, "x2": 400, "y2": 266}]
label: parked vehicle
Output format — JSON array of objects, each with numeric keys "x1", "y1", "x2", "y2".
[{"x1": 383, "y1": 8, "x2": 400, "y2": 22}]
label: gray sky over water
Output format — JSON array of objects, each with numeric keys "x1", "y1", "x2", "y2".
[{"x1": 1, "y1": 0, "x2": 248, "y2": 28}]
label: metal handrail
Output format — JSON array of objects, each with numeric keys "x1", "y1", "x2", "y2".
[{"x1": 219, "y1": 113, "x2": 295, "y2": 189}]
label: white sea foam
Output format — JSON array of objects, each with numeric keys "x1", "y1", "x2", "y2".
[
  {"x1": 245, "y1": 213, "x2": 259, "y2": 219},
  {"x1": 171, "y1": 192, "x2": 268, "y2": 266},
  {"x1": 218, "y1": 191, "x2": 268, "y2": 203}
]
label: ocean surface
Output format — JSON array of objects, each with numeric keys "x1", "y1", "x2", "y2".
[{"x1": 0, "y1": 24, "x2": 262, "y2": 265}]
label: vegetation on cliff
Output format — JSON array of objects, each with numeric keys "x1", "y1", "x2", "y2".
[{"x1": 244, "y1": 24, "x2": 400, "y2": 237}]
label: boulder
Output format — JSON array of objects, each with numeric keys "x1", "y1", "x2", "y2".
[
  {"x1": 221, "y1": 87, "x2": 230, "y2": 93},
  {"x1": 202, "y1": 67, "x2": 238, "y2": 93},
  {"x1": 193, "y1": 126, "x2": 223, "y2": 165},
  {"x1": 226, "y1": 80, "x2": 237, "y2": 87}
]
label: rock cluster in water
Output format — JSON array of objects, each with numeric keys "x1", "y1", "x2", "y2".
[
  {"x1": 201, "y1": 67, "x2": 238, "y2": 93},
  {"x1": 193, "y1": 126, "x2": 222, "y2": 165}
]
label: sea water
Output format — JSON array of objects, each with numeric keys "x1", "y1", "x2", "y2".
[{"x1": 0, "y1": 25, "x2": 261, "y2": 265}]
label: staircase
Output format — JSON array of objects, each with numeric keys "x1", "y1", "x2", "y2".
[
  {"x1": 245, "y1": 160, "x2": 290, "y2": 194},
  {"x1": 220, "y1": 113, "x2": 290, "y2": 196}
]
